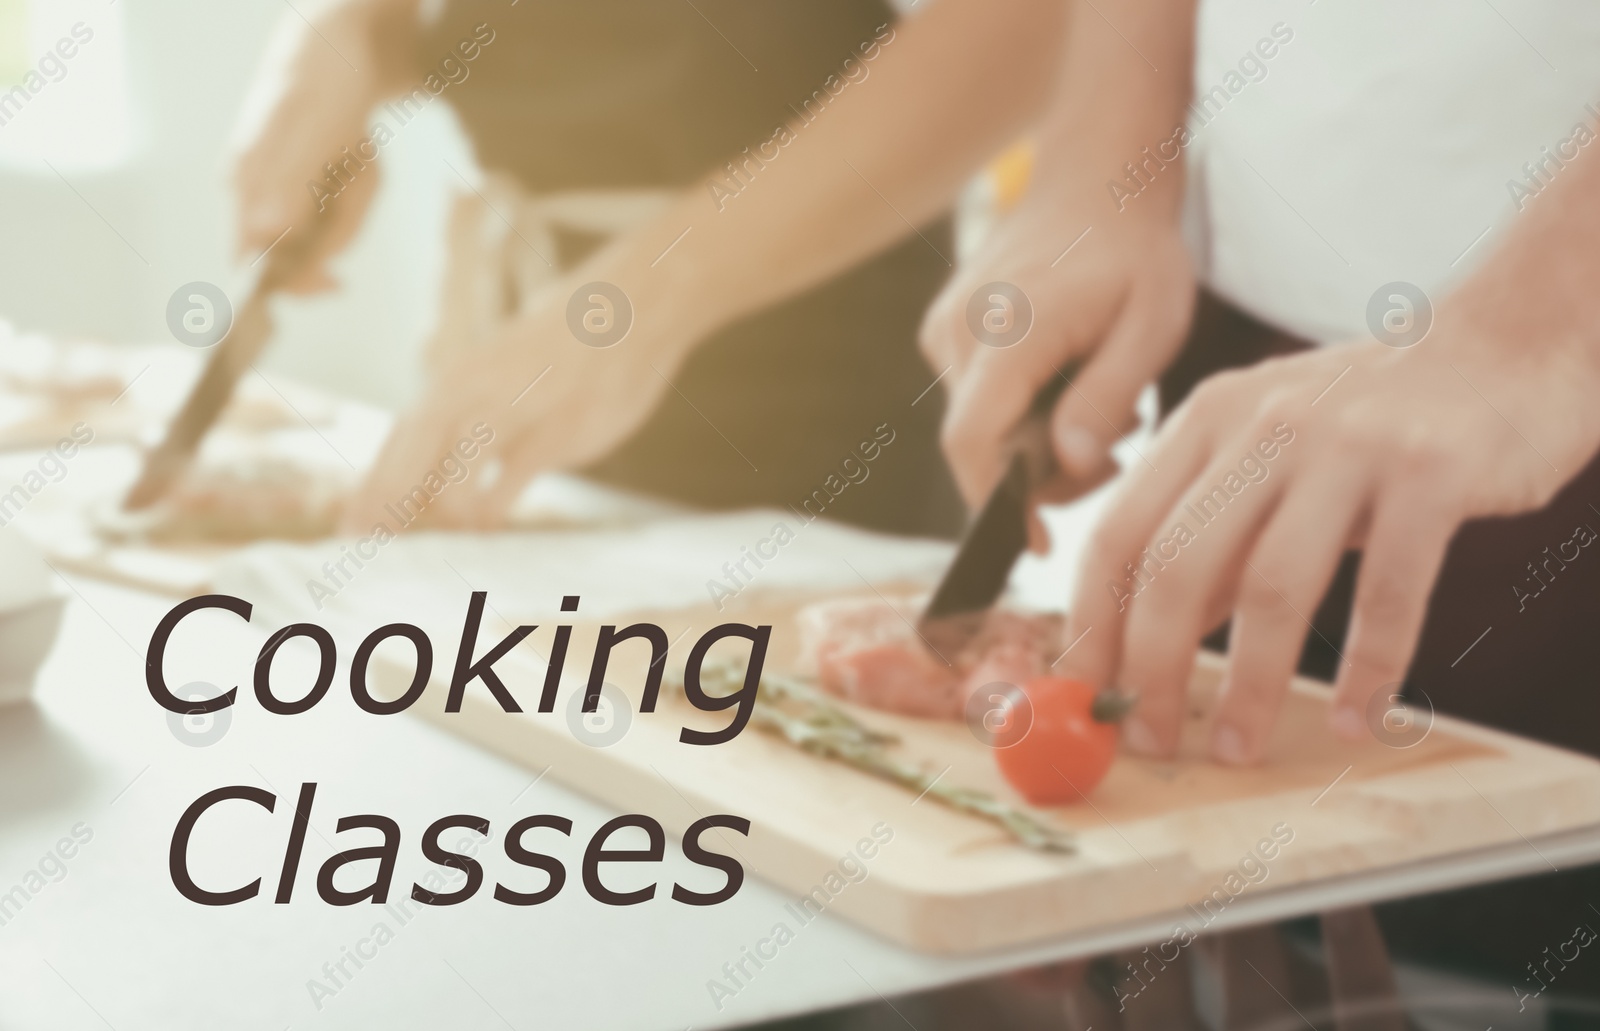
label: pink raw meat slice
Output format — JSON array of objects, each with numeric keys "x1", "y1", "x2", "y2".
[
  {"x1": 798, "y1": 597, "x2": 963, "y2": 718},
  {"x1": 799, "y1": 595, "x2": 1064, "y2": 719}
]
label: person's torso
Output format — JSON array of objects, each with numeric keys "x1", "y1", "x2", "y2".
[
  {"x1": 415, "y1": 0, "x2": 966, "y2": 538},
  {"x1": 415, "y1": 0, "x2": 899, "y2": 189},
  {"x1": 1187, "y1": 0, "x2": 1600, "y2": 343}
]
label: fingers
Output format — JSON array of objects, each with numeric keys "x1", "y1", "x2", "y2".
[
  {"x1": 1211, "y1": 465, "x2": 1368, "y2": 764},
  {"x1": 1112, "y1": 447, "x2": 1287, "y2": 757},
  {"x1": 916, "y1": 281, "x2": 969, "y2": 380},
  {"x1": 478, "y1": 450, "x2": 543, "y2": 528},
  {"x1": 230, "y1": 47, "x2": 384, "y2": 279},
  {"x1": 939, "y1": 350, "x2": 1047, "y2": 507},
  {"x1": 343, "y1": 358, "x2": 570, "y2": 534},
  {"x1": 231, "y1": 139, "x2": 293, "y2": 261},
  {"x1": 1059, "y1": 395, "x2": 1223, "y2": 695},
  {"x1": 238, "y1": 158, "x2": 381, "y2": 294},
  {"x1": 428, "y1": 435, "x2": 543, "y2": 530},
  {"x1": 1051, "y1": 267, "x2": 1193, "y2": 479},
  {"x1": 232, "y1": 140, "x2": 310, "y2": 264},
  {"x1": 284, "y1": 167, "x2": 382, "y2": 293},
  {"x1": 234, "y1": 186, "x2": 293, "y2": 267},
  {"x1": 340, "y1": 400, "x2": 464, "y2": 535},
  {"x1": 1331, "y1": 486, "x2": 1457, "y2": 739}
]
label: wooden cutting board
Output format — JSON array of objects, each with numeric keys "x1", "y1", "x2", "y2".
[{"x1": 373, "y1": 586, "x2": 1600, "y2": 954}]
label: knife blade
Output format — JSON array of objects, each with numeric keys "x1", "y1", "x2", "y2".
[
  {"x1": 122, "y1": 225, "x2": 321, "y2": 511},
  {"x1": 918, "y1": 362, "x2": 1088, "y2": 657}
]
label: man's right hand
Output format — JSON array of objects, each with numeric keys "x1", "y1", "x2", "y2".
[
  {"x1": 919, "y1": 132, "x2": 1195, "y2": 522},
  {"x1": 230, "y1": 1, "x2": 407, "y2": 291}
]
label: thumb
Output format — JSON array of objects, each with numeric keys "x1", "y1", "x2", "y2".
[{"x1": 279, "y1": 164, "x2": 381, "y2": 294}]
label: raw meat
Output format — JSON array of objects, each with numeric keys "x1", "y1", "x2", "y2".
[
  {"x1": 798, "y1": 595, "x2": 1063, "y2": 719},
  {"x1": 100, "y1": 455, "x2": 350, "y2": 543},
  {"x1": 152, "y1": 457, "x2": 348, "y2": 541}
]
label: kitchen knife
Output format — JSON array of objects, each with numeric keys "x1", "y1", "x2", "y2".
[
  {"x1": 122, "y1": 225, "x2": 322, "y2": 511},
  {"x1": 917, "y1": 362, "x2": 1088, "y2": 657}
]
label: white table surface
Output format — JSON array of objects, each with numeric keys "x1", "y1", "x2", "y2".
[
  {"x1": 2, "y1": 364, "x2": 1597, "y2": 1029},
  {"x1": 4, "y1": 571, "x2": 1600, "y2": 1031}
]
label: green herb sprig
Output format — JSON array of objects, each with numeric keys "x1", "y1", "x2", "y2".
[{"x1": 680, "y1": 663, "x2": 1076, "y2": 854}]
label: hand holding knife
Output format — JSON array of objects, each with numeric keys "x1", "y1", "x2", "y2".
[
  {"x1": 918, "y1": 361, "x2": 1102, "y2": 655},
  {"x1": 122, "y1": 223, "x2": 326, "y2": 512}
]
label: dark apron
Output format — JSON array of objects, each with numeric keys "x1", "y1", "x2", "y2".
[
  {"x1": 415, "y1": 1, "x2": 965, "y2": 539},
  {"x1": 1167, "y1": 293, "x2": 1600, "y2": 986}
]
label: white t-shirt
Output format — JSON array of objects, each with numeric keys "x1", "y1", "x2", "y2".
[{"x1": 1186, "y1": 0, "x2": 1600, "y2": 343}]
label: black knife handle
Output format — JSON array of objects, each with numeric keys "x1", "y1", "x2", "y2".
[
  {"x1": 1029, "y1": 362, "x2": 1078, "y2": 418},
  {"x1": 1012, "y1": 359, "x2": 1083, "y2": 483}
]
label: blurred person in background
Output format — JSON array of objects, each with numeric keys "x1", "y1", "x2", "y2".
[
  {"x1": 233, "y1": 0, "x2": 1196, "y2": 547},
  {"x1": 232, "y1": 0, "x2": 1072, "y2": 541}
]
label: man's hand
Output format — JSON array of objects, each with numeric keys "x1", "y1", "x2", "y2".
[
  {"x1": 1060, "y1": 323, "x2": 1600, "y2": 765},
  {"x1": 920, "y1": 145, "x2": 1194, "y2": 515},
  {"x1": 230, "y1": 1, "x2": 410, "y2": 290},
  {"x1": 922, "y1": 0, "x2": 1200, "y2": 538}
]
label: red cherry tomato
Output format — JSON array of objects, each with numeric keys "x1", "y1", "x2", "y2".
[{"x1": 995, "y1": 676, "x2": 1120, "y2": 805}]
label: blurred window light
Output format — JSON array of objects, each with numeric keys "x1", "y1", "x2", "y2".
[{"x1": 0, "y1": 0, "x2": 131, "y2": 171}]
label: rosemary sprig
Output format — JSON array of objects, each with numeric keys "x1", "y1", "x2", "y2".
[{"x1": 682, "y1": 663, "x2": 1076, "y2": 854}]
